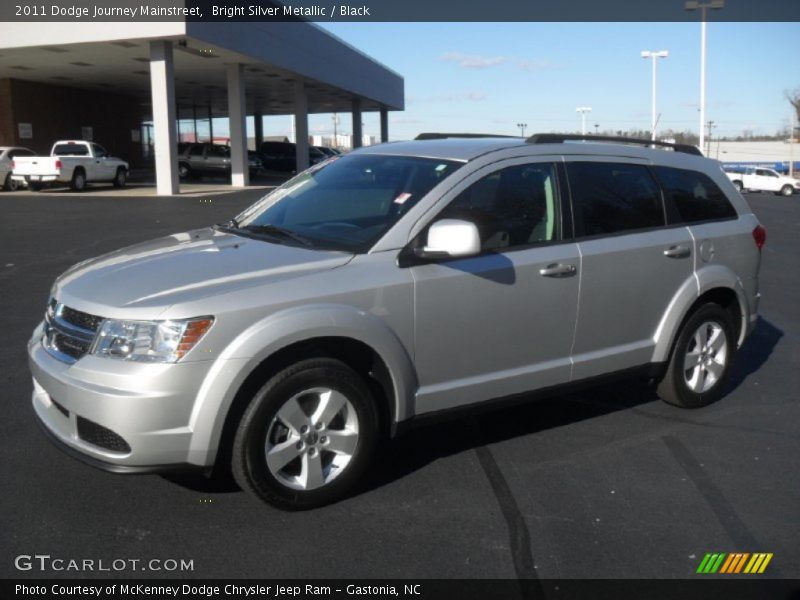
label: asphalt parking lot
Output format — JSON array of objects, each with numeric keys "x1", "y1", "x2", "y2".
[{"x1": 0, "y1": 189, "x2": 798, "y2": 580}]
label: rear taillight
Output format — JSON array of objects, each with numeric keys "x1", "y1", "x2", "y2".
[
  {"x1": 752, "y1": 225, "x2": 766, "y2": 250},
  {"x1": 55, "y1": 159, "x2": 62, "y2": 169},
  {"x1": 11, "y1": 160, "x2": 15, "y2": 170}
]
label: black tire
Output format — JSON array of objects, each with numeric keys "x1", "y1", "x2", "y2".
[
  {"x1": 113, "y1": 167, "x2": 127, "y2": 188},
  {"x1": 732, "y1": 180, "x2": 743, "y2": 192},
  {"x1": 178, "y1": 163, "x2": 192, "y2": 180},
  {"x1": 232, "y1": 358, "x2": 379, "y2": 510},
  {"x1": 779, "y1": 184, "x2": 793, "y2": 196},
  {"x1": 3, "y1": 173, "x2": 20, "y2": 191},
  {"x1": 656, "y1": 303, "x2": 736, "y2": 409},
  {"x1": 70, "y1": 168, "x2": 86, "y2": 192}
]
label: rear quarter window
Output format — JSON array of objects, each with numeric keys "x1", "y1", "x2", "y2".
[{"x1": 653, "y1": 166, "x2": 737, "y2": 223}]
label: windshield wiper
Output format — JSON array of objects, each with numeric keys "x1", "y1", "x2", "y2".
[
  {"x1": 215, "y1": 217, "x2": 240, "y2": 229},
  {"x1": 241, "y1": 224, "x2": 313, "y2": 247}
]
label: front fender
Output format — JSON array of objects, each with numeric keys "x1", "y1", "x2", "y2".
[
  {"x1": 652, "y1": 265, "x2": 749, "y2": 364},
  {"x1": 185, "y1": 304, "x2": 417, "y2": 466}
]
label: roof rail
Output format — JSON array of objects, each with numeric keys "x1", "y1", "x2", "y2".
[
  {"x1": 414, "y1": 133, "x2": 517, "y2": 140},
  {"x1": 525, "y1": 133, "x2": 704, "y2": 156}
]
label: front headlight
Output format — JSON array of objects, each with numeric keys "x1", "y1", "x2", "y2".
[{"x1": 91, "y1": 317, "x2": 213, "y2": 363}]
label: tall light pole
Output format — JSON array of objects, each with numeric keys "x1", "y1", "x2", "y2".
[
  {"x1": 516, "y1": 122, "x2": 528, "y2": 138},
  {"x1": 576, "y1": 107, "x2": 592, "y2": 135},
  {"x1": 686, "y1": 0, "x2": 725, "y2": 153},
  {"x1": 641, "y1": 50, "x2": 669, "y2": 141}
]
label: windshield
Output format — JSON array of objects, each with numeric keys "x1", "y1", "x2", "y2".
[{"x1": 231, "y1": 154, "x2": 462, "y2": 252}]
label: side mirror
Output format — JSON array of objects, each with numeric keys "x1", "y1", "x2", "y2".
[{"x1": 416, "y1": 219, "x2": 481, "y2": 259}]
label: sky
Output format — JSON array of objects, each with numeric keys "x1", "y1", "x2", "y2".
[{"x1": 209, "y1": 22, "x2": 800, "y2": 143}]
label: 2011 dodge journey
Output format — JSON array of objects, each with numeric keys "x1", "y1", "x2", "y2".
[{"x1": 28, "y1": 134, "x2": 764, "y2": 509}]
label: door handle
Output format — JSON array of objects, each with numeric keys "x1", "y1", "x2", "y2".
[
  {"x1": 663, "y1": 245, "x2": 691, "y2": 258},
  {"x1": 539, "y1": 263, "x2": 577, "y2": 277}
]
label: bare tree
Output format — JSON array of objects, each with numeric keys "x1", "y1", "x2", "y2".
[{"x1": 787, "y1": 87, "x2": 800, "y2": 121}]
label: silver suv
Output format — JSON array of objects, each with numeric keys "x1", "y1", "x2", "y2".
[{"x1": 28, "y1": 134, "x2": 765, "y2": 509}]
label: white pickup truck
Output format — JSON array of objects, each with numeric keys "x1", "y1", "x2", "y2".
[
  {"x1": 11, "y1": 140, "x2": 128, "y2": 192},
  {"x1": 725, "y1": 166, "x2": 799, "y2": 196}
]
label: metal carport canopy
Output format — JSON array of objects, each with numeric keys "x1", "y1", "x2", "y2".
[{"x1": 0, "y1": 21, "x2": 405, "y2": 118}]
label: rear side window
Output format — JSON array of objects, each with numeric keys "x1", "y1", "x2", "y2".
[
  {"x1": 208, "y1": 145, "x2": 230, "y2": 157},
  {"x1": 653, "y1": 166, "x2": 736, "y2": 223},
  {"x1": 567, "y1": 162, "x2": 664, "y2": 237}
]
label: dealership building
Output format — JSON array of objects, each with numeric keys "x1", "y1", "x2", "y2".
[{"x1": 0, "y1": 20, "x2": 404, "y2": 194}]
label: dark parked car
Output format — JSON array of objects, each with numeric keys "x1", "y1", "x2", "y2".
[
  {"x1": 258, "y1": 141, "x2": 296, "y2": 172},
  {"x1": 314, "y1": 146, "x2": 339, "y2": 157},
  {"x1": 177, "y1": 143, "x2": 259, "y2": 180},
  {"x1": 258, "y1": 141, "x2": 329, "y2": 173}
]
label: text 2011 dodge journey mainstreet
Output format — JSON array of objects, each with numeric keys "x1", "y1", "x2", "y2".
[{"x1": 28, "y1": 134, "x2": 765, "y2": 509}]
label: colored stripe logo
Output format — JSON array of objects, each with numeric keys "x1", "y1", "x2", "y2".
[{"x1": 696, "y1": 553, "x2": 773, "y2": 574}]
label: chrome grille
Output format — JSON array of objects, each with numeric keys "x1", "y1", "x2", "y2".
[{"x1": 43, "y1": 300, "x2": 102, "y2": 364}]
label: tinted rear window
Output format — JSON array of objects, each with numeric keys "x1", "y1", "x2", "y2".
[
  {"x1": 567, "y1": 162, "x2": 665, "y2": 237},
  {"x1": 53, "y1": 144, "x2": 89, "y2": 156},
  {"x1": 653, "y1": 166, "x2": 737, "y2": 223}
]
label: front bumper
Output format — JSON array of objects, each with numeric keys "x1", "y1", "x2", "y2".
[{"x1": 28, "y1": 322, "x2": 216, "y2": 470}]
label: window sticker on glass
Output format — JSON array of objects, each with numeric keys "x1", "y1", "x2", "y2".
[{"x1": 393, "y1": 192, "x2": 413, "y2": 205}]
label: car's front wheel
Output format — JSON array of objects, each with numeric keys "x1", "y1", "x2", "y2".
[
  {"x1": 779, "y1": 184, "x2": 794, "y2": 196},
  {"x1": 232, "y1": 358, "x2": 378, "y2": 510},
  {"x1": 732, "y1": 180, "x2": 743, "y2": 192},
  {"x1": 657, "y1": 303, "x2": 736, "y2": 408}
]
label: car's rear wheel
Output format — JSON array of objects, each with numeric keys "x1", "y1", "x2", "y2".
[
  {"x1": 732, "y1": 180, "x2": 743, "y2": 192},
  {"x1": 178, "y1": 163, "x2": 192, "y2": 179},
  {"x1": 70, "y1": 169, "x2": 86, "y2": 192},
  {"x1": 3, "y1": 173, "x2": 20, "y2": 191},
  {"x1": 232, "y1": 358, "x2": 378, "y2": 510},
  {"x1": 113, "y1": 167, "x2": 127, "y2": 188},
  {"x1": 779, "y1": 184, "x2": 794, "y2": 196},
  {"x1": 657, "y1": 303, "x2": 736, "y2": 408}
]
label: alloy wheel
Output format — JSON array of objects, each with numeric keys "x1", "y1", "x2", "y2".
[
  {"x1": 683, "y1": 321, "x2": 728, "y2": 393},
  {"x1": 264, "y1": 387, "x2": 359, "y2": 491}
]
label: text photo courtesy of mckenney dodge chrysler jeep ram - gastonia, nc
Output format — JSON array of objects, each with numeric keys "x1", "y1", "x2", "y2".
[{"x1": 28, "y1": 134, "x2": 764, "y2": 510}]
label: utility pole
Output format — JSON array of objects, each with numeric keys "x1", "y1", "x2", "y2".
[
  {"x1": 790, "y1": 110, "x2": 796, "y2": 178},
  {"x1": 516, "y1": 122, "x2": 527, "y2": 138},
  {"x1": 594, "y1": 123, "x2": 599, "y2": 134},
  {"x1": 705, "y1": 120, "x2": 715, "y2": 156},
  {"x1": 332, "y1": 113, "x2": 339, "y2": 149}
]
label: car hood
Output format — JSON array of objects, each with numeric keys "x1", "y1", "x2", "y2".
[{"x1": 53, "y1": 227, "x2": 353, "y2": 316}]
